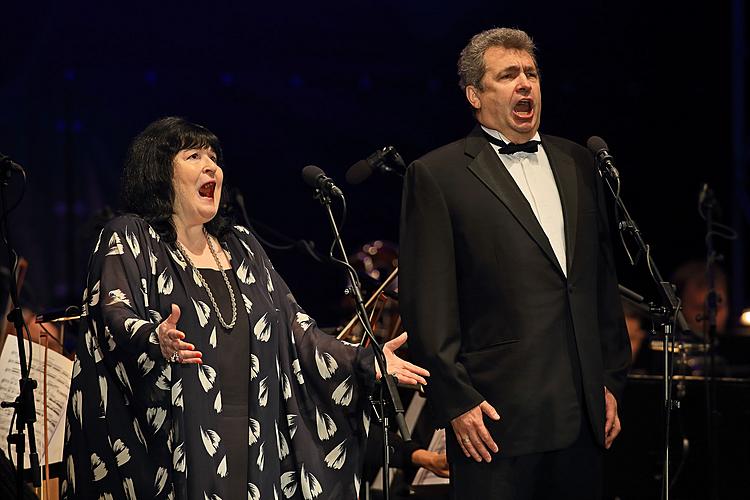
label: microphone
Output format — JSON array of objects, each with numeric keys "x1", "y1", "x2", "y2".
[
  {"x1": 302, "y1": 165, "x2": 343, "y2": 197},
  {"x1": 345, "y1": 146, "x2": 406, "y2": 185},
  {"x1": 586, "y1": 136, "x2": 620, "y2": 181}
]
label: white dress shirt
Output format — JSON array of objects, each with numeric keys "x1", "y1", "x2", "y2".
[{"x1": 481, "y1": 125, "x2": 567, "y2": 275}]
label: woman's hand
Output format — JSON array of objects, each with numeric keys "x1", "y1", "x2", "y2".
[
  {"x1": 157, "y1": 304, "x2": 203, "y2": 364},
  {"x1": 375, "y1": 332, "x2": 429, "y2": 386}
]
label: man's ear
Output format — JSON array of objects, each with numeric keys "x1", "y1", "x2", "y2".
[{"x1": 466, "y1": 86, "x2": 481, "y2": 110}]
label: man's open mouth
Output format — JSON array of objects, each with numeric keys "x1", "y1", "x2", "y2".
[
  {"x1": 198, "y1": 181, "x2": 216, "y2": 199},
  {"x1": 513, "y1": 99, "x2": 534, "y2": 117}
]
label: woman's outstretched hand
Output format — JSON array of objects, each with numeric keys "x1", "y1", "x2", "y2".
[
  {"x1": 157, "y1": 304, "x2": 203, "y2": 364},
  {"x1": 375, "y1": 332, "x2": 429, "y2": 386}
]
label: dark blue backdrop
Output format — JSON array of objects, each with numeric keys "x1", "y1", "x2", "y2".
[{"x1": 1, "y1": 1, "x2": 742, "y2": 327}]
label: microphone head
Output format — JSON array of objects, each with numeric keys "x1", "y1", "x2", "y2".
[
  {"x1": 345, "y1": 160, "x2": 373, "y2": 185},
  {"x1": 586, "y1": 136, "x2": 609, "y2": 155},
  {"x1": 302, "y1": 165, "x2": 325, "y2": 188}
]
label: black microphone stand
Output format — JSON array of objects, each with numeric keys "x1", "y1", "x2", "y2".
[
  {"x1": 308, "y1": 186, "x2": 410, "y2": 500},
  {"x1": 0, "y1": 155, "x2": 40, "y2": 498},
  {"x1": 699, "y1": 186, "x2": 720, "y2": 500},
  {"x1": 597, "y1": 164, "x2": 690, "y2": 500}
]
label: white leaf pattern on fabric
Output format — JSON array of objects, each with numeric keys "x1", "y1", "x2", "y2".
[
  {"x1": 123, "y1": 477, "x2": 136, "y2": 500},
  {"x1": 254, "y1": 312, "x2": 271, "y2": 342},
  {"x1": 133, "y1": 418, "x2": 148, "y2": 452},
  {"x1": 258, "y1": 377, "x2": 269, "y2": 407},
  {"x1": 156, "y1": 364, "x2": 172, "y2": 391},
  {"x1": 243, "y1": 294, "x2": 253, "y2": 314},
  {"x1": 98, "y1": 376, "x2": 108, "y2": 415},
  {"x1": 149, "y1": 249, "x2": 158, "y2": 276},
  {"x1": 273, "y1": 485, "x2": 279, "y2": 500},
  {"x1": 89, "y1": 280, "x2": 101, "y2": 307},
  {"x1": 125, "y1": 229, "x2": 141, "y2": 259},
  {"x1": 203, "y1": 493, "x2": 222, "y2": 500},
  {"x1": 315, "y1": 408, "x2": 337, "y2": 441},
  {"x1": 198, "y1": 364, "x2": 217, "y2": 392},
  {"x1": 107, "y1": 289, "x2": 131, "y2": 307},
  {"x1": 300, "y1": 464, "x2": 323, "y2": 500},
  {"x1": 250, "y1": 354, "x2": 259, "y2": 380},
  {"x1": 67, "y1": 454, "x2": 75, "y2": 493},
  {"x1": 287, "y1": 414, "x2": 297, "y2": 439},
  {"x1": 149, "y1": 309, "x2": 163, "y2": 324},
  {"x1": 141, "y1": 278, "x2": 149, "y2": 307},
  {"x1": 332, "y1": 376, "x2": 353, "y2": 406},
  {"x1": 237, "y1": 259, "x2": 256, "y2": 285},
  {"x1": 112, "y1": 439, "x2": 130, "y2": 466},
  {"x1": 154, "y1": 466, "x2": 168, "y2": 495},
  {"x1": 72, "y1": 358, "x2": 81, "y2": 379},
  {"x1": 114, "y1": 362, "x2": 133, "y2": 394},
  {"x1": 209, "y1": 327, "x2": 217, "y2": 348},
  {"x1": 71, "y1": 391, "x2": 83, "y2": 427},
  {"x1": 192, "y1": 267, "x2": 204, "y2": 288},
  {"x1": 354, "y1": 474, "x2": 361, "y2": 496},
  {"x1": 173, "y1": 442, "x2": 186, "y2": 472},
  {"x1": 214, "y1": 391, "x2": 222, "y2": 413},
  {"x1": 295, "y1": 312, "x2": 313, "y2": 331},
  {"x1": 363, "y1": 411, "x2": 371, "y2": 437},
  {"x1": 192, "y1": 298, "x2": 210, "y2": 327},
  {"x1": 248, "y1": 417, "x2": 261, "y2": 446},
  {"x1": 85, "y1": 329, "x2": 103, "y2": 363},
  {"x1": 91, "y1": 453, "x2": 107, "y2": 481},
  {"x1": 146, "y1": 407, "x2": 167, "y2": 434},
  {"x1": 234, "y1": 225, "x2": 250, "y2": 235},
  {"x1": 281, "y1": 373, "x2": 292, "y2": 401},
  {"x1": 280, "y1": 471, "x2": 297, "y2": 498},
  {"x1": 248, "y1": 483, "x2": 260, "y2": 500},
  {"x1": 94, "y1": 228, "x2": 104, "y2": 254},
  {"x1": 217, "y1": 455, "x2": 227, "y2": 478},
  {"x1": 125, "y1": 318, "x2": 150, "y2": 338},
  {"x1": 137, "y1": 353, "x2": 155, "y2": 375},
  {"x1": 105, "y1": 326, "x2": 116, "y2": 351},
  {"x1": 200, "y1": 426, "x2": 221, "y2": 457},
  {"x1": 157, "y1": 269, "x2": 174, "y2": 296},
  {"x1": 239, "y1": 238, "x2": 254, "y2": 257},
  {"x1": 257, "y1": 441, "x2": 265, "y2": 471},
  {"x1": 314, "y1": 347, "x2": 338, "y2": 380},
  {"x1": 148, "y1": 224, "x2": 160, "y2": 241},
  {"x1": 266, "y1": 267, "x2": 274, "y2": 293},
  {"x1": 167, "y1": 246, "x2": 187, "y2": 270},
  {"x1": 324, "y1": 441, "x2": 347, "y2": 470},
  {"x1": 99, "y1": 491, "x2": 113, "y2": 499},
  {"x1": 292, "y1": 359, "x2": 304, "y2": 385},
  {"x1": 275, "y1": 420, "x2": 289, "y2": 460},
  {"x1": 106, "y1": 232, "x2": 124, "y2": 256},
  {"x1": 172, "y1": 379, "x2": 183, "y2": 407}
]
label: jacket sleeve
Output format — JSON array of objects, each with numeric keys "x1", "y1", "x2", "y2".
[{"x1": 399, "y1": 160, "x2": 484, "y2": 425}]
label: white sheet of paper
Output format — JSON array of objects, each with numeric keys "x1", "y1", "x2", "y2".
[{"x1": 0, "y1": 336, "x2": 73, "y2": 468}]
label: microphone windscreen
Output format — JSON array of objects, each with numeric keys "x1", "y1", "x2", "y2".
[
  {"x1": 586, "y1": 136, "x2": 608, "y2": 155},
  {"x1": 302, "y1": 165, "x2": 324, "y2": 188},
  {"x1": 345, "y1": 160, "x2": 373, "y2": 185}
]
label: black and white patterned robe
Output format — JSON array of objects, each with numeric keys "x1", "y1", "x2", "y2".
[{"x1": 61, "y1": 215, "x2": 374, "y2": 499}]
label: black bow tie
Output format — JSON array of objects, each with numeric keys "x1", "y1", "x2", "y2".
[{"x1": 484, "y1": 133, "x2": 540, "y2": 154}]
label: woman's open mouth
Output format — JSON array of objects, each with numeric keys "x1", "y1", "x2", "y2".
[{"x1": 198, "y1": 181, "x2": 216, "y2": 199}]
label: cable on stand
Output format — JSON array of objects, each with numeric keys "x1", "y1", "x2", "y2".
[
  {"x1": 0, "y1": 153, "x2": 41, "y2": 498},
  {"x1": 302, "y1": 165, "x2": 410, "y2": 500}
]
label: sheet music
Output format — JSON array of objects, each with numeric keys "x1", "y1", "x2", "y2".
[
  {"x1": 411, "y1": 428, "x2": 450, "y2": 487},
  {"x1": 0, "y1": 336, "x2": 73, "y2": 468}
]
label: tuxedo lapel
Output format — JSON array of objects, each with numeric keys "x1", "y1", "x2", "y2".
[
  {"x1": 541, "y1": 135, "x2": 578, "y2": 275},
  {"x1": 464, "y1": 127, "x2": 565, "y2": 277}
]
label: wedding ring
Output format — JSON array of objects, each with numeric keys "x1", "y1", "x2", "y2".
[
  {"x1": 170, "y1": 351, "x2": 180, "y2": 363},
  {"x1": 463, "y1": 437, "x2": 470, "y2": 444}
]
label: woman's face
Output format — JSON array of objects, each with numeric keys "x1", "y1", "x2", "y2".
[{"x1": 172, "y1": 147, "x2": 223, "y2": 227}]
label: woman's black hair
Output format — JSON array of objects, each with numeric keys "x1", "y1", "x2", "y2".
[{"x1": 120, "y1": 116, "x2": 233, "y2": 243}]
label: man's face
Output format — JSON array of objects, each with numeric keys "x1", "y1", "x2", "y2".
[
  {"x1": 466, "y1": 46, "x2": 541, "y2": 143},
  {"x1": 682, "y1": 284, "x2": 729, "y2": 335}
]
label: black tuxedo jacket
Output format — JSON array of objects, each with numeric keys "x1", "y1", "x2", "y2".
[{"x1": 399, "y1": 126, "x2": 631, "y2": 457}]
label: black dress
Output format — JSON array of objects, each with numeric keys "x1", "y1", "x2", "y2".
[{"x1": 62, "y1": 215, "x2": 375, "y2": 499}]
